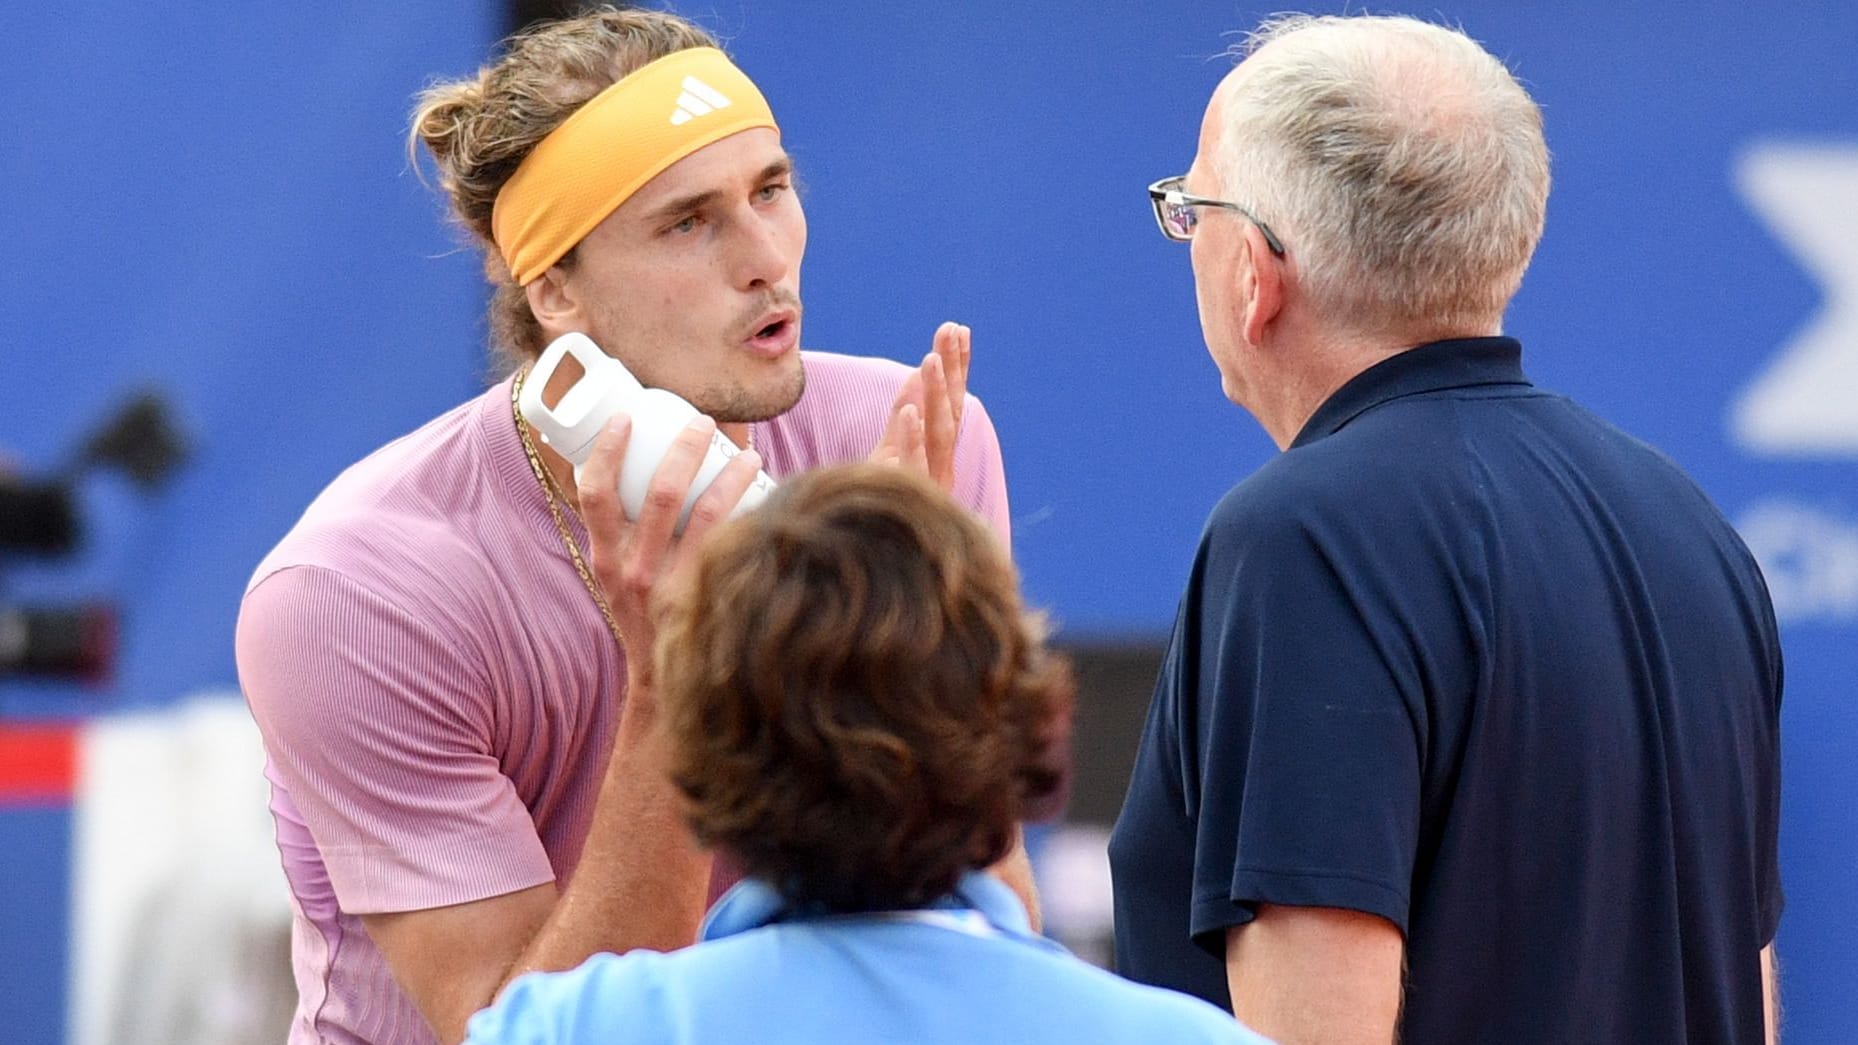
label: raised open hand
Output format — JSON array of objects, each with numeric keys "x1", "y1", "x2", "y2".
[{"x1": 870, "y1": 322, "x2": 970, "y2": 491}]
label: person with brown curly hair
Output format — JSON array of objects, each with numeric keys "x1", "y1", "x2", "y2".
[
  {"x1": 235, "y1": 7, "x2": 1031, "y2": 1044},
  {"x1": 462, "y1": 464, "x2": 1267, "y2": 1044}
]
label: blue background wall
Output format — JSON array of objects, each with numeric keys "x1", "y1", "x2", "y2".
[{"x1": 2, "y1": 1, "x2": 1853, "y2": 1041}]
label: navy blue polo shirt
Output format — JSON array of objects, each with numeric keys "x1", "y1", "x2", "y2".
[{"x1": 1109, "y1": 338, "x2": 1782, "y2": 1043}]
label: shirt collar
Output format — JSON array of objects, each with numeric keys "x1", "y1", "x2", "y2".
[
  {"x1": 1290, "y1": 337, "x2": 1531, "y2": 449},
  {"x1": 700, "y1": 870, "x2": 1032, "y2": 941}
]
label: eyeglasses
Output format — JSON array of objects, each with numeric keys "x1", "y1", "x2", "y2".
[{"x1": 1146, "y1": 176, "x2": 1287, "y2": 257}]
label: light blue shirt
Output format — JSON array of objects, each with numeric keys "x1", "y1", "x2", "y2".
[{"x1": 466, "y1": 871, "x2": 1269, "y2": 1044}]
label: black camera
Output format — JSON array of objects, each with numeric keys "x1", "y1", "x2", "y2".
[{"x1": 1, "y1": 392, "x2": 187, "y2": 685}]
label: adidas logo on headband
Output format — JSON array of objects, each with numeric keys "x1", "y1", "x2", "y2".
[{"x1": 670, "y1": 76, "x2": 733, "y2": 126}]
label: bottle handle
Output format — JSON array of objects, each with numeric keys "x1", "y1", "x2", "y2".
[{"x1": 519, "y1": 333, "x2": 629, "y2": 464}]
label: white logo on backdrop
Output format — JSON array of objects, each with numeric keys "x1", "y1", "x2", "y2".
[
  {"x1": 1737, "y1": 500, "x2": 1858, "y2": 623},
  {"x1": 1731, "y1": 142, "x2": 1858, "y2": 622},
  {"x1": 1731, "y1": 143, "x2": 1858, "y2": 456}
]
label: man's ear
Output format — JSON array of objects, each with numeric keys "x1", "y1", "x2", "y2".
[
  {"x1": 1241, "y1": 224, "x2": 1285, "y2": 345},
  {"x1": 1240, "y1": 226, "x2": 1284, "y2": 348},
  {"x1": 523, "y1": 265, "x2": 582, "y2": 335}
]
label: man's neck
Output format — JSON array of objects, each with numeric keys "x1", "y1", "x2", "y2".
[
  {"x1": 1248, "y1": 323, "x2": 1478, "y2": 446},
  {"x1": 1250, "y1": 318, "x2": 1501, "y2": 450},
  {"x1": 1247, "y1": 339, "x2": 1402, "y2": 450}
]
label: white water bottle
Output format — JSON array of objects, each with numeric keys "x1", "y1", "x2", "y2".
[{"x1": 518, "y1": 332, "x2": 776, "y2": 533}]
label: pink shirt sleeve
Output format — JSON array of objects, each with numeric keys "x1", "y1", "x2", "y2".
[
  {"x1": 953, "y1": 394, "x2": 1012, "y2": 550},
  {"x1": 237, "y1": 564, "x2": 555, "y2": 915}
]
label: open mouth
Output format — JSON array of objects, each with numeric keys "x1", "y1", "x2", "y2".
[{"x1": 743, "y1": 305, "x2": 798, "y2": 355}]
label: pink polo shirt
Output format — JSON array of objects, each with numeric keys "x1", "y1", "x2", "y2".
[{"x1": 236, "y1": 351, "x2": 1011, "y2": 1045}]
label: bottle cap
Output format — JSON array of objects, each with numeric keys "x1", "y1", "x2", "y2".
[{"x1": 518, "y1": 333, "x2": 645, "y2": 464}]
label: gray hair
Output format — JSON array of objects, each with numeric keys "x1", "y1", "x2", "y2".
[{"x1": 1212, "y1": 14, "x2": 1550, "y2": 334}]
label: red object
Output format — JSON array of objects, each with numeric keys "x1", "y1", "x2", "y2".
[{"x1": 0, "y1": 724, "x2": 78, "y2": 805}]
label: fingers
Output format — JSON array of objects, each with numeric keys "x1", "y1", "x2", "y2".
[
  {"x1": 580, "y1": 414, "x2": 715, "y2": 618},
  {"x1": 921, "y1": 350, "x2": 957, "y2": 490},
  {"x1": 871, "y1": 369, "x2": 925, "y2": 466},
  {"x1": 893, "y1": 366, "x2": 925, "y2": 419},
  {"x1": 680, "y1": 448, "x2": 763, "y2": 547},
  {"x1": 632, "y1": 415, "x2": 717, "y2": 559},
  {"x1": 918, "y1": 321, "x2": 971, "y2": 492},
  {"x1": 872, "y1": 319, "x2": 971, "y2": 493},
  {"x1": 901, "y1": 404, "x2": 927, "y2": 473},
  {"x1": 577, "y1": 414, "x2": 635, "y2": 595},
  {"x1": 870, "y1": 403, "x2": 924, "y2": 468},
  {"x1": 934, "y1": 321, "x2": 969, "y2": 433}
]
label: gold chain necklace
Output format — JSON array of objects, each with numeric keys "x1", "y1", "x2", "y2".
[{"x1": 510, "y1": 367, "x2": 626, "y2": 653}]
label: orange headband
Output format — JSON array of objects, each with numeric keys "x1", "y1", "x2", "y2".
[{"x1": 491, "y1": 47, "x2": 779, "y2": 286}]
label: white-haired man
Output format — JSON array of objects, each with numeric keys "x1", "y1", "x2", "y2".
[{"x1": 1110, "y1": 14, "x2": 1782, "y2": 1044}]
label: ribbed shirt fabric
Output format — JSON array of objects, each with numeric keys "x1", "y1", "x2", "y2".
[{"x1": 236, "y1": 351, "x2": 1011, "y2": 1045}]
